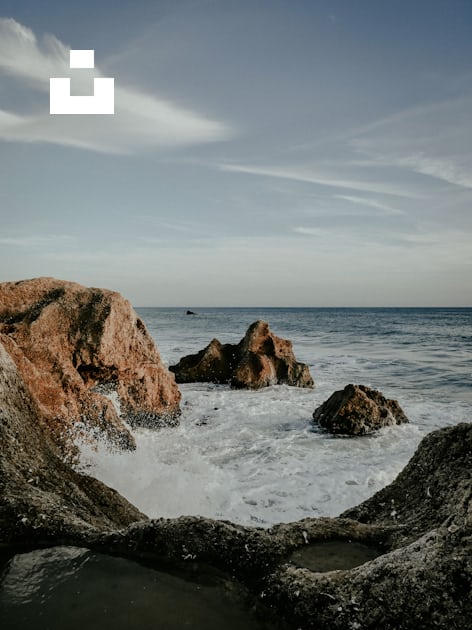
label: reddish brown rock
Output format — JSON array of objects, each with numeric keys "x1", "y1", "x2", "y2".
[
  {"x1": 170, "y1": 320, "x2": 314, "y2": 389},
  {"x1": 0, "y1": 341, "x2": 146, "y2": 542},
  {"x1": 313, "y1": 383, "x2": 409, "y2": 435},
  {"x1": 0, "y1": 277, "x2": 181, "y2": 456}
]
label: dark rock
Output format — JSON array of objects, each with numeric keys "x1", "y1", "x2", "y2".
[
  {"x1": 342, "y1": 421, "x2": 472, "y2": 544},
  {"x1": 170, "y1": 320, "x2": 314, "y2": 389},
  {"x1": 1, "y1": 343, "x2": 471, "y2": 628},
  {"x1": 186, "y1": 310, "x2": 196, "y2": 315},
  {"x1": 313, "y1": 383, "x2": 409, "y2": 435},
  {"x1": 1, "y1": 318, "x2": 470, "y2": 629},
  {"x1": 264, "y1": 427, "x2": 472, "y2": 629}
]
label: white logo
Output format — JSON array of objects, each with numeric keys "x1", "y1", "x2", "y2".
[{"x1": 50, "y1": 50, "x2": 114, "y2": 115}]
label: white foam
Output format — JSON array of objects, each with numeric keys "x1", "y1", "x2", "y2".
[{"x1": 77, "y1": 383, "x2": 435, "y2": 526}]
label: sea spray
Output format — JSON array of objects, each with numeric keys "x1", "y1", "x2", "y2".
[{"x1": 77, "y1": 307, "x2": 472, "y2": 525}]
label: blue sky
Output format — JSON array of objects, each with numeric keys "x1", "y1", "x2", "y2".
[{"x1": 0, "y1": 0, "x2": 471, "y2": 306}]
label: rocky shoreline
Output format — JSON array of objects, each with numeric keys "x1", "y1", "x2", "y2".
[{"x1": 1, "y1": 278, "x2": 471, "y2": 629}]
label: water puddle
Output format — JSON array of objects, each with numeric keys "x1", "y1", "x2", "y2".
[
  {"x1": 0, "y1": 546, "x2": 282, "y2": 630},
  {"x1": 289, "y1": 540, "x2": 382, "y2": 572}
]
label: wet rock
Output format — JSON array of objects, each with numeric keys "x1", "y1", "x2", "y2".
[
  {"x1": 342, "y1": 421, "x2": 472, "y2": 544},
  {"x1": 170, "y1": 320, "x2": 314, "y2": 389},
  {"x1": 1, "y1": 335, "x2": 470, "y2": 630},
  {"x1": 0, "y1": 343, "x2": 146, "y2": 545},
  {"x1": 313, "y1": 383, "x2": 409, "y2": 435},
  {"x1": 0, "y1": 277, "x2": 181, "y2": 455}
]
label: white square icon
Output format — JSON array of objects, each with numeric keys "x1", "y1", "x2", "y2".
[
  {"x1": 69, "y1": 49, "x2": 95, "y2": 69},
  {"x1": 50, "y1": 49, "x2": 114, "y2": 115}
]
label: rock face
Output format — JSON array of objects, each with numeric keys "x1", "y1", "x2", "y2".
[
  {"x1": 342, "y1": 422, "x2": 472, "y2": 543},
  {"x1": 0, "y1": 343, "x2": 146, "y2": 544},
  {"x1": 0, "y1": 277, "x2": 181, "y2": 455},
  {"x1": 1, "y1": 329, "x2": 470, "y2": 628},
  {"x1": 313, "y1": 383, "x2": 409, "y2": 435},
  {"x1": 97, "y1": 424, "x2": 472, "y2": 630},
  {"x1": 170, "y1": 320, "x2": 314, "y2": 389}
]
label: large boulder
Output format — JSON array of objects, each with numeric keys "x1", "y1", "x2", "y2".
[
  {"x1": 313, "y1": 383, "x2": 409, "y2": 435},
  {"x1": 170, "y1": 320, "x2": 314, "y2": 389},
  {"x1": 0, "y1": 278, "x2": 181, "y2": 455},
  {"x1": 0, "y1": 342, "x2": 146, "y2": 544}
]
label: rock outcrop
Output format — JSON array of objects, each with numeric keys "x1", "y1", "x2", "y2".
[
  {"x1": 313, "y1": 383, "x2": 409, "y2": 435},
  {"x1": 95, "y1": 423, "x2": 471, "y2": 630},
  {"x1": 0, "y1": 343, "x2": 146, "y2": 544},
  {"x1": 1, "y1": 330, "x2": 470, "y2": 628},
  {"x1": 170, "y1": 320, "x2": 314, "y2": 389},
  {"x1": 0, "y1": 277, "x2": 181, "y2": 456}
]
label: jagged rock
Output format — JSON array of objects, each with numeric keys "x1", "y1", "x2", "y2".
[
  {"x1": 0, "y1": 343, "x2": 146, "y2": 544},
  {"x1": 1, "y1": 332, "x2": 470, "y2": 629},
  {"x1": 313, "y1": 383, "x2": 409, "y2": 435},
  {"x1": 95, "y1": 424, "x2": 472, "y2": 629},
  {"x1": 0, "y1": 277, "x2": 181, "y2": 455},
  {"x1": 342, "y1": 422, "x2": 472, "y2": 544},
  {"x1": 263, "y1": 423, "x2": 472, "y2": 629},
  {"x1": 170, "y1": 320, "x2": 314, "y2": 389}
]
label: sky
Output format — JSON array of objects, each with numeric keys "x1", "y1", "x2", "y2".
[{"x1": 0, "y1": 0, "x2": 471, "y2": 306}]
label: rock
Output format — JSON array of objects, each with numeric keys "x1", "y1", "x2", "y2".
[
  {"x1": 0, "y1": 277, "x2": 181, "y2": 456},
  {"x1": 1, "y1": 332, "x2": 470, "y2": 630},
  {"x1": 342, "y1": 422, "x2": 472, "y2": 544},
  {"x1": 186, "y1": 310, "x2": 196, "y2": 315},
  {"x1": 263, "y1": 423, "x2": 472, "y2": 629},
  {"x1": 95, "y1": 424, "x2": 471, "y2": 629},
  {"x1": 0, "y1": 342, "x2": 146, "y2": 544},
  {"x1": 170, "y1": 320, "x2": 314, "y2": 389},
  {"x1": 313, "y1": 383, "x2": 409, "y2": 435}
]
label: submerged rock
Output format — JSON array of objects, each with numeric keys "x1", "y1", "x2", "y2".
[
  {"x1": 170, "y1": 320, "x2": 314, "y2": 389},
  {"x1": 0, "y1": 277, "x2": 181, "y2": 455},
  {"x1": 313, "y1": 383, "x2": 409, "y2": 435}
]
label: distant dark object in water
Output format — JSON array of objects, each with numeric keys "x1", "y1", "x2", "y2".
[{"x1": 186, "y1": 310, "x2": 197, "y2": 315}]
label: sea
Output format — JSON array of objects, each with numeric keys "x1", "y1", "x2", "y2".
[{"x1": 78, "y1": 307, "x2": 472, "y2": 528}]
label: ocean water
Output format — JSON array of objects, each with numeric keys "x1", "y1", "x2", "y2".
[{"x1": 78, "y1": 308, "x2": 472, "y2": 527}]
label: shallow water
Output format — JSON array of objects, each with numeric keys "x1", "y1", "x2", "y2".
[
  {"x1": 78, "y1": 307, "x2": 472, "y2": 526},
  {"x1": 289, "y1": 540, "x2": 383, "y2": 572},
  {"x1": 0, "y1": 547, "x2": 279, "y2": 630}
]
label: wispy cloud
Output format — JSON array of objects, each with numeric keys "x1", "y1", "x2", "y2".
[
  {"x1": 292, "y1": 226, "x2": 325, "y2": 236},
  {"x1": 334, "y1": 194, "x2": 404, "y2": 215},
  {"x1": 0, "y1": 234, "x2": 74, "y2": 247},
  {"x1": 0, "y1": 18, "x2": 232, "y2": 154},
  {"x1": 219, "y1": 163, "x2": 417, "y2": 198},
  {"x1": 350, "y1": 97, "x2": 472, "y2": 189}
]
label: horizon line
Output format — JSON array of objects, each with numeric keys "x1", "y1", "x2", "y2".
[{"x1": 134, "y1": 305, "x2": 472, "y2": 309}]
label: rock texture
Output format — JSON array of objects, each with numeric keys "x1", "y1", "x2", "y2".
[
  {"x1": 0, "y1": 343, "x2": 146, "y2": 544},
  {"x1": 1, "y1": 331, "x2": 470, "y2": 629},
  {"x1": 313, "y1": 383, "x2": 409, "y2": 435},
  {"x1": 263, "y1": 423, "x2": 471, "y2": 629},
  {"x1": 0, "y1": 278, "x2": 181, "y2": 455},
  {"x1": 170, "y1": 320, "x2": 314, "y2": 389},
  {"x1": 95, "y1": 424, "x2": 471, "y2": 630}
]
